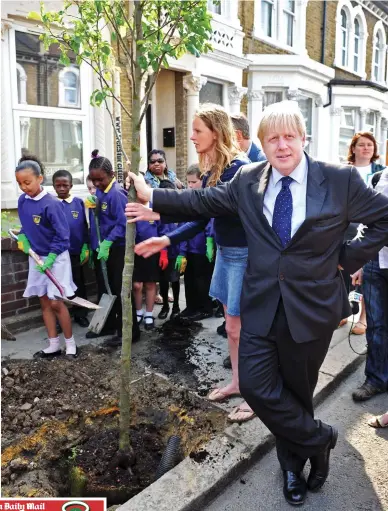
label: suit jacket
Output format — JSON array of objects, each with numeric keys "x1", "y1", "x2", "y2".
[
  {"x1": 248, "y1": 141, "x2": 266, "y2": 163},
  {"x1": 153, "y1": 155, "x2": 388, "y2": 342}
]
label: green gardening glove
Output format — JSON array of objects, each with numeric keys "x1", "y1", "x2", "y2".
[
  {"x1": 80, "y1": 243, "x2": 90, "y2": 265},
  {"x1": 206, "y1": 237, "x2": 215, "y2": 263},
  {"x1": 17, "y1": 233, "x2": 31, "y2": 255},
  {"x1": 37, "y1": 252, "x2": 57, "y2": 273},
  {"x1": 175, "y1": 255, "x2": 187, "y2": 273},
  {"x1": 84, "y1": 195, "x2": 97, "y2": 209},
  {"x1": 97, "y1": 239, "x2": 113, "y2": 261}
]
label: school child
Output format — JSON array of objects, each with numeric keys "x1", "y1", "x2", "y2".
[
  {"x1": 15, "y1": 154, "x2": 78, "y2": 358},
  {"x1": 179, "y1": 165, "x2": 214, "y2": 321},
  {"x1": 132, "y1": 206, "x2": 160, "y2": 330},
  {"x1": 84, "y1": 149, "x2": 128, "y2": 344},
  {"x1": 157, "y1": 179, "x2": 184, "y2": 320},
  {"x1": 52, "y1": 170, "x2": 90, "y2": 328}
]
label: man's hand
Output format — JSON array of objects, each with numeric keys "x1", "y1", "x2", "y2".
[
  {"x1": 135, "y1": 236, "x2": 171, "y2": 258},
  {"x1": 125, "y1": 172, "x2": 151, "y2": 204},
  {"x1": 351, "y1": 268, "x2": 363, "y2": 286},
  {"x1": 125, "y1": 203, "x2": 161, "y2": 223}
]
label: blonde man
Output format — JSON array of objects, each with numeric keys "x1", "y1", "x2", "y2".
[{"x1": 125, "y1": 100, "x2": 388, "y2": 506}]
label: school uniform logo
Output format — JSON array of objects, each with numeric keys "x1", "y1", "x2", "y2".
[
  {"x1": 101, "y1": 202, "x2": 108, "y2": 211},
  {"x1": 33, "y1": 215, "x2": 41, "y2": 225},
  {"x1": 149, "y1": 220, "x2": 154, "y2": 224},
  {"x1": 71, "y1": 211, "x2": 79, "y2": 219}
]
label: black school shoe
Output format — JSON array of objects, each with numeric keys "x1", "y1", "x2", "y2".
[
  {"x1": 85, "y1": 329, "x2": 115, "y2": 339},
  {"x1": 33, "y1": 350, "x2": 61, "y2": 359},
  {"x1": 170, "y1": 306, "x2": 180, "y2": 320},
  {"x1": 66, "y1": 346, "x2": 79, "y2": 359},
  {"x1": 217, "y1": 321, "x2": 227, "y2": 338},
  {"x1": 144, "y1": 318, "x2": 155, "y2": 331},
  {"x1": 158, "y1": 306, "x2": 170, "y2": 320},
  {"x1": 74, "y1": 317, "x2": 90, "y2": 328}
]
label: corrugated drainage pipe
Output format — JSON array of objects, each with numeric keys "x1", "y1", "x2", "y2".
[{"x1": 155, "y1": 435, "x2": 182, "y2": 480}]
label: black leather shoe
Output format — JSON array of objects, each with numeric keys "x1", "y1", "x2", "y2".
[
  {"x1": 188, "y1": 311, "x2": 213, "y2": 321},
  {"x1": 85, "y1": 329, "x2": 115, "y2": 339},
  {"x1": 282, "y1": 471, "x2": 306, "y2": 506},
  {"x1": 158, "y1": 306, "x2": 169, "y2": 320},
  {"x1": 307, "y1": 426, "x2": 338, "y2": 492},
  {"x1": 75, "y1": 317, "x2": 90, "y2": 328}
]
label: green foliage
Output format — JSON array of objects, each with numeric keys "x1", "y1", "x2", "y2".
[{"x1": 37, "y1": 1, "x2": 213, "y2": 115}]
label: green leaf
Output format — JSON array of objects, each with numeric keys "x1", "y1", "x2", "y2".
[
  {"x1": 59, "y1": 53, "x2": 71, "y2": 66},
  {"x1": 28, "y1": 11, "x2": 42, "y2": 21}
]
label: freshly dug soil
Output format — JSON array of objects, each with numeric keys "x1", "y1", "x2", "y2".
[{"x1": 1, "y1": 329, "x2": 227, "y2": 504}]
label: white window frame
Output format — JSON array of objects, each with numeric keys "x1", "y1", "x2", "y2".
[
  {"x1": 199, "y1": 78, "x2": 227, "y2": 107},
  {"x1": 339, "y1": 107, "x2": 357, "y2": 162},
  {"x1": 16, "y1": 62, "x2": 27, "y2": 104},
  {"x1": 371, "y1": 21, "x2": 387, "y2": 85},
  {"x1": 58, "y1": 66, "x2": 81, "y2": 108},
  {"x1": 253, "y1": 0, "x2": 308, "y2": 55},
  {"x1": 207, "y1": 0, "x2": 240, "y2": 27},
  {"x1": 282, "y1": 1, "x2": 295, "y2": 47},
  {"x1": 334, "y1": 1, "x2": 367, "y2": 78},
  {"x1": 10, "y1": 24, "x2": 93, "y2": 192}
]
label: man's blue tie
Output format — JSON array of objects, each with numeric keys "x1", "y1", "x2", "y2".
[{"x1": 272, "y1": 176, "x2": 293, "y2": 247}]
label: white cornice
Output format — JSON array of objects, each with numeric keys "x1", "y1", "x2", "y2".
[
  {"x1": 246, "y1": 54, "x2": 335, "y2": 83},
  {"x1": 357, "y1": 0, "x2": 388, "y2": 26},
  {"x1": 207, "y1": 49, "x2": 252, "y2": 69}
]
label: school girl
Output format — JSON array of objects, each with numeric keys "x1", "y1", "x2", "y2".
[
  {"x1": 15, "y1": 155, "x2": 78, "y2": 358},
  {"x1": 85, "y1": 150, "x2": 128, "y2": 344},
  {"x1": 52, "y1": 170, "x2": 90, "y2": 327},
  {"x1": 157, "y1": 179, "x2": 184, "y2": 320},
  {"x1": 133, "y1": 209, "x2": 161, "y2": 330}
]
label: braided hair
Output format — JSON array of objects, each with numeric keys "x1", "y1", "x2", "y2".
[{"x1": 89, "y1": 149, "x2": 113, "y2": 175}]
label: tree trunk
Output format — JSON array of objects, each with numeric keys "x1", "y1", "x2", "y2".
[{"x1": 118, "y1": 0, "x2": 143, "y2": 453}]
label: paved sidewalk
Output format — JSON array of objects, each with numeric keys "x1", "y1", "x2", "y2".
[{"x1": 205, "y1": 365, "x2": 388, "y2": 511}]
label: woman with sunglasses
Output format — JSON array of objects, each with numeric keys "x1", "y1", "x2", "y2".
[{"x1": 145, "y1": 150, "x2": 184, "y2": 189}]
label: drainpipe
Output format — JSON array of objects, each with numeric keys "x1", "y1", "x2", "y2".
[{"x1": 321, "y1": 0, "x2": 327, "y2": 65}]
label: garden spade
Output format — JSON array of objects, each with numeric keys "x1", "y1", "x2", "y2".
[
  {"x1": 9, "y1": 229, "x2": 100, "y2": 310},
  {"x1": 87, "y1": 201, "x2": 117, "y2": 334}
]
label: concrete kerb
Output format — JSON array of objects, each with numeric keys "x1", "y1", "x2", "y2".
[{"x1": 117, "y1": 327, "x2": 366, "y2": 511}]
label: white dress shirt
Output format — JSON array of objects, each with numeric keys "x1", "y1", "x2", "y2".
[
  {"x1": 25, "y1": 187, "x2": 47, "y2": 201},
  {"x1": 263, "y1": 154, "x2": 308, "y2": 237}
]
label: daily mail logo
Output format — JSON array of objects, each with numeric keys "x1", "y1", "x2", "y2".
[{"x1": 0, "y1": 499, "x2": 106, "y2": 511}]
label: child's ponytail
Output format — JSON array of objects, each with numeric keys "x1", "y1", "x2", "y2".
[{"x1": 89, "y1": 149, "x2": 113, "y2": 175}]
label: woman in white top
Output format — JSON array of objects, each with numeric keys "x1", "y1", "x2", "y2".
[{"x1": 344, "y1": 132, "x2": 386, "y2": 335}]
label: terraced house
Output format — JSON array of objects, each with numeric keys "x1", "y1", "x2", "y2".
[{"x1": 1, "y1": 0, "x2": 388, "y2": 207}]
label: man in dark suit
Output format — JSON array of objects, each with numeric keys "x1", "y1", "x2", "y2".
[
  {"x1": 125, "y1": 101, "x2": 388, "y2": 506},
  {"x1": 231, "y1": 112, "x2": 267, "y2": 163}
]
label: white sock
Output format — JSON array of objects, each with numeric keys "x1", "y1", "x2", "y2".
[
  {"x1": 43, "y1": 337, "x2": 60, "y2": 354},
  {"x1": 65, "y1": 336, "x2": 77, "y2": 355},
  {"x1": 144, "y1": 311, "x2": 153, "y2": 324},
  {"x1": 137, "y1": 309, "x2": 144, "y2": 316}
]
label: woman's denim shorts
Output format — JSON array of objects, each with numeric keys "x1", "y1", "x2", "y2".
[{"x1": 209, "y1": 245, "x2": 248, "y2": 317}]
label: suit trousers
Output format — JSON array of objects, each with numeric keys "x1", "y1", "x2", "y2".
[
  {"x1": 70, "y1": 254, "x2": 88, "y2": 319},
  {"x1": 239, "y1": 300, "x2": 333, "y2": 472}
]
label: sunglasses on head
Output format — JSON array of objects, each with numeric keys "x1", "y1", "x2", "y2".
[{"x1": 149, "y1": 158, "x2": 165, "y2": 164}]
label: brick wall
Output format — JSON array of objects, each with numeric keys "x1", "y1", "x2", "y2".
[
  {"x1": 1, "y1": 238, "x2": 97, "y2": 327},
  {"x1": 240, "y1": 0, "x2": 293, "y2": 55},
  {"x1": 174, "y1": 71, "x2": 187, "y2": 182}
]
